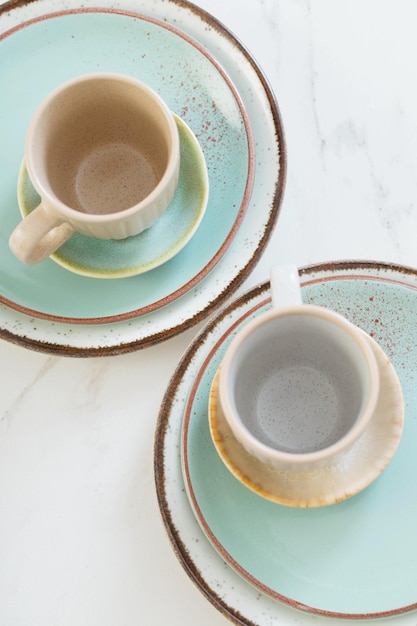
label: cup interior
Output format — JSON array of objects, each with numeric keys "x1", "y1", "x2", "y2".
[
  {"x1": 28, "y1": 76, "x2": 174, "y2": 216},
  {"x1": 228, "y1": 310, "x2": 374, "y2": 456}
]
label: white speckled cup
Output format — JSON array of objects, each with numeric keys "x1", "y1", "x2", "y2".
[
  {"x1": 9, "y1": 72, "x2": 180, "y2": 265},
  {"x1": 218, "y1": 265, "x2": 380, "y2": 470}
]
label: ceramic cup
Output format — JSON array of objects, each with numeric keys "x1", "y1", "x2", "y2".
[
  {"x1": 9, "y1": 72, "x2": 180, "y2": 265},
  {"x1": 218, "y1": 265, "x2": 380, "y2": 471}
]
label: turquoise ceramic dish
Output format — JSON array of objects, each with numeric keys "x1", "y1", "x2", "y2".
[
  {"x1": 0, "y1": 9, "x2": 254, "y2": 319},
  {"x1": 0, "y1": 0, "x2": 285, "y2": 355},
  {"x1": 156, "y1": 261, "x2": 417, "y2": 621},
  {"x1": 17, "y1": 115, "x2": 209, "y2": 279}
]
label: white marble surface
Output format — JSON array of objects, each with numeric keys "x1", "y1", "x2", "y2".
[{"x1": 2, "y1": 1, "x2": 417, "y2": 624}]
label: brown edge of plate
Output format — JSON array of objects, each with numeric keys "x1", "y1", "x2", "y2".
[
  {"x1": 0, "y1": 0, "x2": 286, "y2": 348},
  {"x1": 154, "y1": 260, "x2": 417, "y2": 623}
]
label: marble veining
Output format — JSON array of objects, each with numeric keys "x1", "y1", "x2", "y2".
[
  {"x1": 2, "y1": 1, "x2": 417, "y2": 626},
  {"x1": 0, "y1": 356, "x2": 58, "y2": 427}
]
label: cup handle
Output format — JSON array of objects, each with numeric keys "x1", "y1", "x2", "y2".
[
  {"x1": 9, "y1": 203, "x2": 75, "y2": 265},
  {"x1": 270, "y1": 264, "x2": 303, "y2": 309}
]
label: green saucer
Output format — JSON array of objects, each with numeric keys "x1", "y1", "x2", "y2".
[{"x1": 17, "y1": 115, "x2": 208, "y2": 279}]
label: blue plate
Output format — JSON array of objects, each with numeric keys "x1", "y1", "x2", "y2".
[
  {"x1": 0, "y1": 8, "x2": 253, "y2": 320},
  {"x1": 156, "y1": 261, "x2": 417, "y2": 621},
  {"x1": 0, "y1": 1, "x2": 285, "y2": 355}
]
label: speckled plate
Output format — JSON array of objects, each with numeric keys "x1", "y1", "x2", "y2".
[
  {"x1": 0, "y1": 0, "x2": 285, "y2": 355},
  {"x1": 155, "y1": 261, "x2": 417, "y2": 622},
  {"x1": 17, "y1": 115, "x2": 209, "y2": 279}
]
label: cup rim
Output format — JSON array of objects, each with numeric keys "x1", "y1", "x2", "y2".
[
  {"x1": 24, "y1": 71, "x2": 180, "y2": 223},
  {"x1": 218, "y1": 304, "x2": 380, "y2": 468}
]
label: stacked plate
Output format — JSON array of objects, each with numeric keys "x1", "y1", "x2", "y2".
[
  {"x1": 155, "y1": 261, "x2": 417, "y2": 622},
  {"x1": 0, "y1": 0, "x2": 285, "y2": 355}
]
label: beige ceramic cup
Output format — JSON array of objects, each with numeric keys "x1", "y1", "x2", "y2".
[
  {"x1": 218, "y1": 265, "x2": 380, "y2": 471},
  {"x1": 9, "y1": 73, "x2": 180, "y2": 265}
]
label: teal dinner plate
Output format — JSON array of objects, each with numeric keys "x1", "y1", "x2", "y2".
[
  {"x1": 156, "y1": 261, "x2": 417, "y2": 621},
  {"x1": 18, "y1": 115, "x2": 209, "y2": 279},
  {"x1": 0, "y1": 0, "x2": 285, "y2": 354},
  {"x1": 0, "y1": 7, "x2": 254, "y2": 321}
]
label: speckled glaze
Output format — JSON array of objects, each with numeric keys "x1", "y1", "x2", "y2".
[
  {"x1": 155, "y1": 261, "x2": 417, "y2": 621},
  {"x1": 17, "y1": 115, "x2": 208, "y2": 278},
  {"x1": 0, "y1": 3, "x2": 285, "y2": 354}
]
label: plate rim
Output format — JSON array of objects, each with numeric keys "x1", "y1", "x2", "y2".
[
  {"x1": 0, "y1": 0, "x2": 286, "y2": 355},
  {"x1": 154, "y1": 259, "x2": 417, "y2": 623}
]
